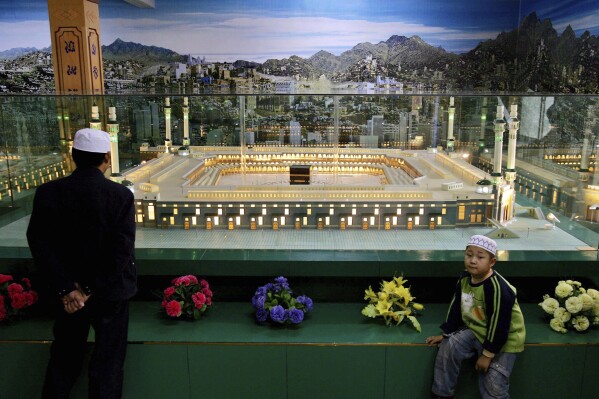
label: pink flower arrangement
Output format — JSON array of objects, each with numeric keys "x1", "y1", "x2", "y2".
[
  {"x1": 160, "y1": 275, "x2": 213, "y2": 320},
  {"x1": 0, "y1": 274, "x2": 38, "y2": 323}
]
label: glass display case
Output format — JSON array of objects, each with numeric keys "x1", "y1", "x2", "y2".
[{"x1": 1, "y1": 93, "x2": 598, "y2": 253}]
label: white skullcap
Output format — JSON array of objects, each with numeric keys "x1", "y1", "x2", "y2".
[
  {"x1": 73, "y1": 128, "x2": 110, "y2": 153},
  {"x1": 467, "y1": 235, "x2": 497, "y2": 256}
]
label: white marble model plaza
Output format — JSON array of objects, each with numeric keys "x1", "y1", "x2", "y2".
[{"x1": 122, "y1": 146, "x2": 499, "y2": 230}]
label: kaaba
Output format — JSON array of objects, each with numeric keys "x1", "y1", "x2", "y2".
[{"x1": 290, "y1": 165, "x2": 311, "y2": 185}]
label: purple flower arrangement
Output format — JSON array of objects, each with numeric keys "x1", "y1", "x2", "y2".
[{"x1": 251, "y1": 276, "x2": 313, "y2": 325}]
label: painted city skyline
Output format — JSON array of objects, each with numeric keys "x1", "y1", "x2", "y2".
[{"x1": 1, "y1": 0, "x2": 599, "y2": 62}]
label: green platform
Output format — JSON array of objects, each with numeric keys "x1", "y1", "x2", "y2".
[
  {"x1": 1, "y1": 302, "x2": 598, "y2": 399},
  {"x1": 1, "y1": 220, "x2": 597, "y2": 398}
]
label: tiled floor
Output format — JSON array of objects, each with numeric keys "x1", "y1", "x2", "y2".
[{"x1": 1, "y1": 213, "x2": 593, "y2": 252}]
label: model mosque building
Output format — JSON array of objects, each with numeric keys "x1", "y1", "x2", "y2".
[{"x1": 119, "y1": 145, "x2": 500, "y2": 231}]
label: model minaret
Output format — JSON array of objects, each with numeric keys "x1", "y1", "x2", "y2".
[
  {"x1": 579, "y1": 107, "x2": 592, "y2": 182},
  {"x1": 90, "y1": 103, "x2": 102, "y2": 130},
  {"x1": 491, "y1": 104, "x2": 506, "y2": 221},
  {"x1": 183, "y1": 97, "x2": 190, "y2": 146},
  {"x1": 479, "y1": 97, "x2": 487, "y2": 153},
  {"x1": 492, "y1": 105, "x2": 505, "y2": 181},
  {"x1": 57, "y1": 101, "x2": 72, "y2": 165},
  {"x1": 107, "y1": 106, "x2": 121, "y2": 180},
  {"x1": 446, "y1": 96, "x2": 455, "y2": 152},
  {"x1": 505, "y1": 104, "x2": 519, "y2": 188},
  {"x1": 164, "y1": 96, "x2": 172, "y2": 152}
]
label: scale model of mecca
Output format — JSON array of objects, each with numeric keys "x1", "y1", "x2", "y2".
[{"x1": 105, "y1": 97, "x2": 523, "y2": 232}]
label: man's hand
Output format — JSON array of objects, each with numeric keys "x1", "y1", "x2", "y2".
[
  {"x1": 475, "y1": 354, "x2": 492, "y2": 373},
  {"x1": 61, "y1": 283, "x2": 90, "y2": 314}
]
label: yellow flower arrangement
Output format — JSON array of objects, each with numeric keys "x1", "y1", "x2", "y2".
[{"x1": 361, "y1": 276, "x2": 424, "y2": 331}]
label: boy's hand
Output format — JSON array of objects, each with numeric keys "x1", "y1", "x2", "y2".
[
  {"x1": 425, "y1": 335, "x2": 444, "y2": 345},
  {"x1": 475, "y1": 354, "x2": 492, "y2": 373}
]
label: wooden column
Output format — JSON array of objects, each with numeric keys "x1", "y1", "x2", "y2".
[{"x1": 47, "y1": 0, "x2": 104, "y2": 94}]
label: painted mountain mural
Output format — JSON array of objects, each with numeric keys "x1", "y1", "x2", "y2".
[
  {"x1": 260, "y1": 13, "x2": 599, "y2": 93},
  {"x1": 457, "y1": 12, "x2": 599, "y2": 93},
  {"x1": 1, "y1": 13, "x2": 598, "y2": 94}
]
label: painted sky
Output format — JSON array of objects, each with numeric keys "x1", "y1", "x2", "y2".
[
  {"x1": 521, "y1": 0, "x2": 599, "y2": 34},
  {"x1": 1, "y1": 0, "x2": 598, "y2": 62}
]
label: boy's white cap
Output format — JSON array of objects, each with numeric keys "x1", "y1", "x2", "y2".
[
  {"x1": 73, "y1": 128, "x2": 110, "y2": 153},
  {"x1": 467, "y1": 235, "x2": 497, "y2": 256}
]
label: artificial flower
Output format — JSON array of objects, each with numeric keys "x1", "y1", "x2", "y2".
[
  {"x1": 0, "y1": 274, "x2": 38, "y2": 323},
  {"x1": 565, "y1": 296, "x2": 583, "y2": 314},
  {"x1": 361, "y1": 275, "x2": 423, "y2": 331},
  {"x1": 580, "y1": 293, "x2": 594, "y2": 312},
  {"x1": 10, "y1": 293, "x2": 29, "y2": 310},
  {"x1": 7, "y1": 283, "x2": 24, "y2": 296},
  {"x1": 0, "y1": 274, "x2": 13, "y2": 285},
  {"x1": 540, "y1": 280, "x2": 598, "y2": 334},
  {"x1": 393, "y1": 276, "x2": 408, "y2": 287},
  {"x1": 172, "y1": 275, "x2": 198, "y2": 287},
  {"x1": 296, "y1": 295, "x2": 313, "y2": 312},
  {"x1": 540, "y1": 296, "x2": 559, "y2": 314},
  {"x1": 549, "y1": 318, "x2": 568, "y2": 333},
  {"x1": 362, "y1": 304, "x2": 377, "y2": 318},
  {"x1": 256, "y1": 308, "x2": 268, "y2": 322},
  {"x1": 165, "y1": 300, "x2": 182, "y2": 317},
  {"x1": 378, "y1": 292, "x2": 389, "y2": 301},
  {"x1": 553, "y1": 307, "x2": 571, "y2": 323},
  {"x1": 572, "y1": 315, "x2": 590, "y2": 332},
  {"x1": 251, "y1": 276, "x2": 313, "y2": 325},
  {"x1": 364, "y1": 286, "x2": 377, "y2": 301},
  {"x1": 269, "y1": 305, "x2": 286, "y2": 323},
  {"x1": 394, "y1": 285, "x2": 413, "y2": 305},
  {"x1": 376, "y1": 299, "x2": 392, "y2": 314},
  {"x1": 191, "y1": 292, "x2": 206, "y2": 308},
  {"x1": 160, "y1": 275, "x2": 213, "y2": 320},
  {"x1": 586, "y1": 288, "x2": 599, "y2": 301},
  {"x1": 382, "y1": 280, "x2": 396, "y2": 294},
  {"x1": 555, "y1": 281, "x2": 574, "y2": 298},
  {"x1": 288, "y1": 308, "x2": 305, "y2": 324}
]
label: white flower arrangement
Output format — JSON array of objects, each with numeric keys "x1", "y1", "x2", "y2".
[{"x1": 539, "y1": 281, "x2": 599, "y2": 333}]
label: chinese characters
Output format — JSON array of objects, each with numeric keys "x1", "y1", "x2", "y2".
[{"x1": 65, "y1": 40, "x2": 76, "y2": 54}]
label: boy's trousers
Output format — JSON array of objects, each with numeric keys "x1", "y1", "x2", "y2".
[{"x1": 432, "y1": 328, "x2": 517, "y2": 399}]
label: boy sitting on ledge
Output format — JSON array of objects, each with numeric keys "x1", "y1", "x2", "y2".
[{"x1": 425, "y1": 235, "x2": 526, "y2": 399}]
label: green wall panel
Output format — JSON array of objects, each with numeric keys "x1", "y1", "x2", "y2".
[
  {"x1": 0, "y1": 342, "x2": 90, "y2": 399},
  {"x1": 385, "y1": 346, "x2": 436, "y2": 398},
  {"x1": 510, "y1": 345, "x2": 585, "y2": 398},
  {"x1": 0, "y1": 343, "x2": 48, "y2": 399},
  {"x1": 123, "y1": 344, "x2": 190, "y2": 399},
  {"x1": 287, "y1": 346, "x2": 386, "y2": 399},
  {"x1": 188, "y1": 345, "x2": 286, "y2": 399},
  {"x1": 581, "y1": 346, "x2": 599, "y2": 398}
]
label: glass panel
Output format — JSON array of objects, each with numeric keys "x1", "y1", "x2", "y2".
[{"x1": 1, "y1": 94, "x2": 598, "y2": 250}]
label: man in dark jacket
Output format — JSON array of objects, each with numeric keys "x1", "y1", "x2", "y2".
[{"x1": 27, "y1": 128, "x2": 137, "y2": 399}]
